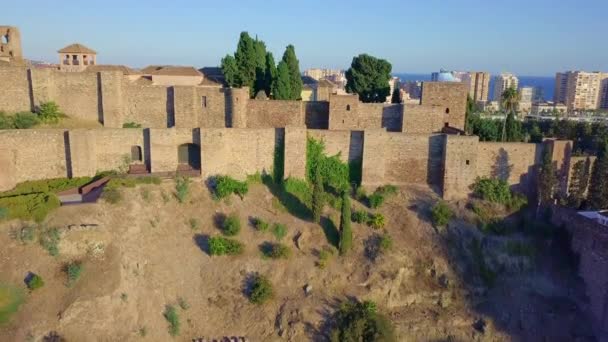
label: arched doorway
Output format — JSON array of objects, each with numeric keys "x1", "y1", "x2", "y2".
[{"x1": 177, "y1": 143, "x2": 201, "y2": 170}]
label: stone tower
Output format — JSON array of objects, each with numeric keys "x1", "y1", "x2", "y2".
[
  {"x1": 228, "y1": 87, "x2": 249, "y2": 128},
  {"x1": 0, "y1": 26, "x2": 23, "y2": 64}
]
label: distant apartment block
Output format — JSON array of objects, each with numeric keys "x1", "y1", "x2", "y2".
[
  {"x1": 518, "y1": 86, "x2": 543, "y2": 114},
  {"x1": 554, "y1": 71, "x2": 608, "y2": 112},
  {"x1": 493, "y1": 72, "x2": 519, "y2": 102},
  {"x1": 463, "y1": 71, "x2": 490, "y2": 103},
  {"x1": 531, "y1": 101, "x2": 568, "y2": 115}
]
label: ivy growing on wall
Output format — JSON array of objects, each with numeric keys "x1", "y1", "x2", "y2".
[{"x1": 306, "y1": 137, "x2": 349, "y2": 192}]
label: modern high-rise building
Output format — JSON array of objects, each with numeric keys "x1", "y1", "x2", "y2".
[
  {"x1": 554, "y1": 71, "x2": 608, "y2": 112},
  {"x1": 462, "y1": 72, "x2": 490, "y2": 103},
  {"x1": 493, "y1": 72, "x2": 519, "y2": 102},
  {"x1": 518, "y1": 86, "x2": 543, "y2": 114}
]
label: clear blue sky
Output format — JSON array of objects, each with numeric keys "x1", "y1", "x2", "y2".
[{"x1": 4, "y1": 0, "x2": 607, "y2": 76}]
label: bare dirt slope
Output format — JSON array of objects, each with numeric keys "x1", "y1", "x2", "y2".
[{"x1": 0, "y1": 180, "x2": 593, "y2": 341}]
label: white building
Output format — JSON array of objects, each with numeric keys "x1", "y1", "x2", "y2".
[{"x1": 493, "y1": 72, "x2": 519, "y2": 101}]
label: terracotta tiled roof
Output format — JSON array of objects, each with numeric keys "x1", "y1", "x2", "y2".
[
  {"x1": 140, "y1": 65, "x2": 202, "y2": 77},
  {"x1": 58, "y1": 43, "x2": 96, "y2": 54},
  {"x1": 86, "y1": 64, "x2": 139, "y2": 75}
]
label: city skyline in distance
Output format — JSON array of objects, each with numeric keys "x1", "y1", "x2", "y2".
[{"x1": 4, "y1": 0, "x2": 607, "y2": 76}]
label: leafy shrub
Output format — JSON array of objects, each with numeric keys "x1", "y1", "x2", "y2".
[
  {"x1": 252, "y1": 217, "x2": 269, "y2": 232},
  {"x1": 122, "y1": 122, "x2": 142, "y2": 128},
  {"x1": 352, "y1": 210, "x2": 368, "y2": 223},
  {"x1": 284, "y1": 178, "x2": 312, "y2": 206},
  {"x1": 26, "y1": 274, "x2": 45, "y2": 290},
  {"x1": 379, "y1": 233, "x2": 393, "y2": 252},
  {"x1": 339, "y1": 192, "x2": 353, "y2": 255},
  {"x1": 472, "y1": 177, "x2": 512, "y2": 204},
  {"x1": 0, "y1": 283, "x2": 25, "y2": 324},
  {"x1": 367, "y1": 213, "x2": 385, "y2": 229},
  {"x1": 208, "y1": 236, "x2": 243, "y2": 256},
  {"x1": 39, "y1": 228, "x2": 61, "y2": 256},
  {"x1": 213, "y1": 175, "x2": 249, "y2": 200},
  {"x1": 249, "y1": 275, "x2": 273, "y2": 304},
  {"x1": 261, "y1": 242, "x2": 291, "y2": 259},
  {"x1": 175, "y1": 177, "x2": 190, "y2": 203},
  {"x1": 355, "y1": 186, "x2": 367, "y2": 202},
  {"x1": 368, "y1": 185, "x2": 398, "y2": 209},
  {"x1": 0, "y1": 193, "x2": 61, "y2": 222},
  {"x1": 329, "y1": 300, "x2": 395, "y2": 342},
  {"x1": 431, "y1": 201, "x2": 453, "y2": 227},
  {"x1": 306, "y1": 137, "x2": 349, "y2": 192},
  {"x1": 0, "y1": 177, "x2": 93, "y2": 197},
  {"x1": 271, "y1": 223, "x2": 287, "y2": 241},
  {"x1": 222, "y1": 213, "x2": 241, "y2": 236},
  {"x1": 317, "y1": 246, "x2": 336, "y2": 269},
  {"x1": 368, "y1": 193, "x2": 384, "y2": 209},
  {"x1": 65, "y1": 261, "x2": 83, "y2": 287},
  {"x1": 13, "y1": 112, "x2": 39, "y2": 129},
  {"x1": 37, "y1": 101, "x2": 64, "y2": 123},
  {"x1": 0, "y1": 112, "x2": 13, "y2": 129},
  {"x1": 163, "y1": 305, "x2": 180, "y2": 336}
]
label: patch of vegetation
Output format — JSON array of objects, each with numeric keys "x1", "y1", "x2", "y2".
[
  {"x1": 163, "y1": 305, "x2": 180, "y2": 336},
  {"x1": 471, "y1": 201, "x2": 511, "y2": 235},
  {"x1": 39, "y1": 227, "x2": 61, "y2": 256},
  {"x1": 504, "y1": 240, "x2": 536, "y2": 259},
  {"x1": 0, "y1": 207, "x2": 7, "y2": 220},
  {"x1": 122, "y1": 122, "x2": 142, "y2": 128},
  {"x1": 65, "y1": 261, "x2": 83, "y2": 287},
  {"x1": 431, "y1": 201, "x2": 453, "y2": 227},
  {"x1": 355, "y1": 186, "x2": 367, "y2": 202},
  {"x1": 271, "y1": 223, "x2": 287, "y2": 241},
  {"x1": 140, "y1": 187, "x2": 151, "y2": 202},
  {"x1": 252, "y1": 217, "x2": 269, "y2": 232},
  {"x1": 174, "y1": 176, "x2": 191, "y2": 203},
  {"x1": 138, "y1": 326, "x2": 147, "y2": 337},
  {"x1": 36, "y1": 101, "x2": 64, "y2": 123},
  {"x1": 328, "y1": 300, "x2": 395, "y2": 342},
  {"x1": 177, "y1": 297, "x2": 190, "y2": 310},
  {"x1": 249, "y1": 275, "x2": 273, "y2": 305},
  {"x1": 246, "y1": 172, "x2": 263, "y2": 185},
  {"x1": 306, "y1": 137, "x2": 349, "y2": 192},
  {"x1": 208, "y1": 236, "x2": 244, "y2": 256},
  {"x1": 471, "y1": 177, "x2": 528, "y2": 210},
  {"x1": 260, "y1": 242, "x2": 291, "y2": 259},
  {"x1": 0, "y1": 193, "x2": 61, "y2": 222},
  {"x1": 188, "y1": 218, "x2": 200, "y2": 231},
  {"x1": 367, "y1": 185, "x2": 398, "y2": 209},
  {"x1": 0, "y1": 283, "x2": 25, "y2": 324},
  {"x1": 262, "y1": 175, "x2": 311, "y2": 219},
  {"x1": 317, "y1": 246, "x2": 336, "y2": 269},
  {"x1": 221, "y1": 213, "x2": 241, "y2": 236},
  {"x1": 0, "y1": 111, "x2": 40, "y2": 129},
  {"x1": 379, "y1": 232, "x2": 393, "y2": 252},
  {"x1": 0, "y1": 177, "x2": 93, "y2": 198},
  {"x1": 351, "y1": 209, "x2": 369, "y2": 224},
  {"x1": 26, "y1": 274, "x2": 45, "y2": 291},
  {"x1": 15, "y1": 225, "x2": 37, "y2": 244},
  {"x1": 101, "y1": 187, "x2": 122, "y2": 204},
  {"x1": 367, "y1": 213, "x2": 385, "y2": 229},
  {"x1": 339, "y1": 192, "x2": 352, "y2": 255},
  {"x1": 102, "y1": 176, "x2": 162, "y2": 204},
  {"x1": 213, "y1": 175, "x2": 249, "y2": 200}
]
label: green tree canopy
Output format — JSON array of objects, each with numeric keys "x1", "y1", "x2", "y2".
[
  {"x1": 264, "y1": 52, "x2": 277, "y2": 97},
  {"x1": 588, "y1": 142, "x2": 608, "y2": 209},
  {"x1": 345, "y1": 54, "x2": 392, "y2": 103},
  {"x1": 272, "y1": 61, "x2": 292, "y2": 100},
  {"x1": 281, "y1": 45, "x2": 303, "y2": 100}
]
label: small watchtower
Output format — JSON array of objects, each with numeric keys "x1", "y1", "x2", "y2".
[
  {"x1": 58, "y1": 43, "x2": 96, "y2": 72},
  {"x1": 0, "y1": 26, "x2": 23, "y2": 64}
]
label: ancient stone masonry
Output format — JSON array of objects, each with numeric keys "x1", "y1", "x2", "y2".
[{"x1": 0, "y1": 26, "x2": 23, "y2": 64}]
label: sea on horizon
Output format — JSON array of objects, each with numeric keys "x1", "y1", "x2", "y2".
[{"x1": 394, "y1": 73, "x2": 555, "y2": 102}]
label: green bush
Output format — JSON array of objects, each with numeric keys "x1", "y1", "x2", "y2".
[
  {"x1": 26, "y1": 274, "x2": 45, "y2": 290},
  {"x1": 39, "y1": 227, "x2": 61, "y2": 256},
  {"x1": 252, "y1": 217, "x2": 269, "y2": 232},
  {"x1": 312, "y1": 166, "x2": 324, "y2": 223},
  {"x1": 222, "y1": 213, "x2": 241, "y2": 236},
  {"x1": 329, "y1": 300, "x2": 395, "y2": 342},
  {"x1": 122, "y1": 122, "x2": 142, "y2": 128},
  {"x1": 352, "y1": 210, "x2": 368, "y2": 223},
  {"x1": 367, "y1": 213, "x2": 385, "y2": 229},
  {"x1": 163, "y1": 305, "x2": 180, "y2": 336},
  {"x1": 208, "y1": 236, "x2": 243, "y2": 256},
  {"x1": 13, "y1": 112, "x2": 40, "y2": 129},
  {"x1": 379, "y1": 233, "x2": 393, "y2": 252},
  {"x1": 246, "y1": 172, "x2": 263, "y2": 184},
  {"x1": 0, "y1": 112, "x2": 13, "y2": 129},
  {"x1": 175, "y1": 177, "x2": 190, "y2": 203},
  {"x1": 339, "y1": 192, "x2": 352, "y2": 255},
  {"x1": 0, "y1": 177, "x2": 93, "y2": 197},
  {"x1": 355, "y1": 186, "x2": 367, "y2": 202},
  {"x1": 431, "y1": 201, "x2": 453, "y2": 227},
  {"x1": 368, "y1": 185, "x2": 398, "y2": 209},
  {"x1": 317, "y1": 246, "x2": 336, "y2": 269},
  {"x1": 261, "y1": 242, "x2": 291, "y2": 259},
  {"x1": 0, "y1": 193, "x2": 61, "y2": 222},
  {"x1": 249, "y1": 275, "x2": 273, "y2": 304},
  {"x1": 284, "y1": 178, "x2": 312, "y2": 206},
  {"x1": 37, "y1": 101, "x2": 64, "y2": 123},
  {"x1": 214, "y1": 175, "x2": 249, "y2": 200},
  {"x1": 472, "y1": 177, "x2": 512, "y2": 204},
  {"x1": 271, "y1": 223, "x2": 287, "y2": 241},
  {"x1": 65, "y1": 261, "x2": 83, "y2": 287},
  {"x1": 0, "y1": 283, "x2": 25, "y2": 324},
  {"x1": 306, "y1": 137, "x2": 349, "y2": 192}
]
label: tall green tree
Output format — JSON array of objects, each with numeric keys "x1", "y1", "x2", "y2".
[
  {"x1": 538, "y1": 145, "x2": 557, "y2": 204},
  {"x1": 281, "y1": 45, "x2": 303, "y2": 100},
  {"x1": 588, "y1": 142, "x2": 608, "y2": 209},
  {"x1": 221, "y1": 55, "x2": 238, "y2": 88},
  {"x1": 312, "y1": 167, "x2": 324, "y2": 223},
  {"x1": 264, "y1": 52, "x2": 277, "y2": 97},
  {"x1": 505, "y1": 112, "x2": 522, "y2": 142},
  {"x1": 567, "y1": 158, "x2": 591, "y2": 208},
  {"x1": 252, "y1": 38, "x2": 268, "y2": 96},
  {"x1": 272, "y1": 61, "x2": 292, "y2": 100},
  {"x1": 500, "y1": 87, "x2": 519, "y2": 141},
  {"x1": 221, "y1": 32, "x2": 270, "y2": 97},
  {"x1": 345, "y1": 54, "x2": 392, "y2": 103},
  {"x1": 339, "y1": 192, "x2": 352, "y2": 255}
]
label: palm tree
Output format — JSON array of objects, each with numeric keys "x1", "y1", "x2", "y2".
[{"x1": 500, "y1": 87, "x2": 519, "y2": 141}]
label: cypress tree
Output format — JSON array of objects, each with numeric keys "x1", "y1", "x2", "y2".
[
  {"x1": 312, "y1": 167, "x2": 324, "y2": 223},
  {"x1": 505, "y1": 112, "x2": 521, "y2": 142},
  {"x1": 252, "y1": 38, "x2": 268, "y2": 97},
  {"x1": 264, "y1": 52, "x2": 277, "y2": 97},
  {"x1": 281, "y1": 45, "x2": 303, "y2": 100},
  {"x1": 221, "y1": 55, "x2": 238, "y2": 87},
  {"x1": 567, "y1": 157, "x2": 591, "y2": 209},
  {"x1": 234, "y1": 32, "x2": 257, "y2": 89},
  {"x1": 538, "y1": 145, "x2": 557, "y2": 204},
  {"x1": 588, "y1": 142, "x2": 608, "y2": 209},
  {"x1": 272, "y1": 61, "x2": 292, "y2": 100},
  {"x1": 339, "y1": 192, "x2": 352, "y2": 255}
]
